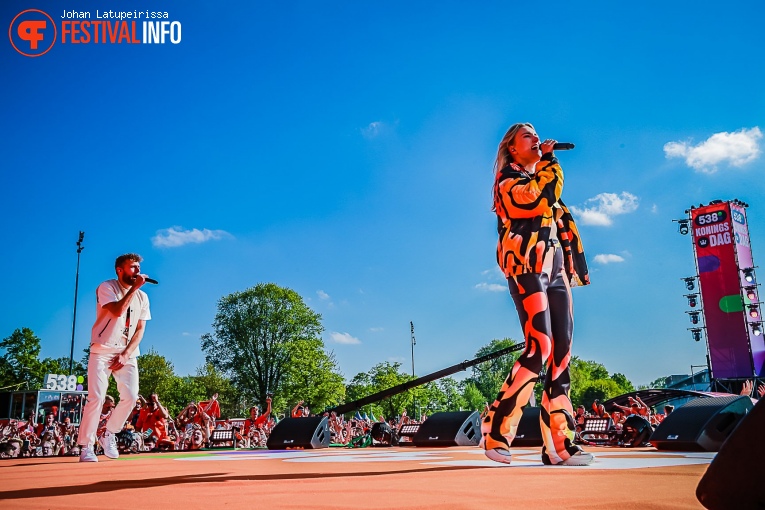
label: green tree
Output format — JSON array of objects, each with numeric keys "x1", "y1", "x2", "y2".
[
  {"x1": 201, "y1": 283, "x2": 324, "y2": 409},
  {"x1": 610, "y1": 372, "x2": 635, "y2": 394},
  {"x1": 159, "y1": 376, "x2": 206, "y2": 417},
  {"x1": 638, "y1": 375, "x2": 670, "y2": 390},
  {"x1": 347, "y1": 362, "x2": 416, "y2": 420},
  {"x1": 279, "y1": 338, "x2": 346, "y2": 414},
  {"x1": 422, "y1": 377, "x2": 467, "y2": 412},
  {"x1": 0, "y1": 328, "x2": 46, "y2": 389},
  {"x1": 462, "y1": 381, "x2": 486, "y2": 412},
  {"x1": 464, "y1": 338, "x2": 522, "y2": 404},
  {"x1": 577, "y1": 379, "x2": 623, "y2": 407},
  {"x1": 569, "y1": 357, "x2": 636, "y2": 407},
  {"x1": 137, "y1": 348, "x2": 177, "y2": 397},
  {"x1": 49, "y1": 356, "x2": 87, "y2": 378}
]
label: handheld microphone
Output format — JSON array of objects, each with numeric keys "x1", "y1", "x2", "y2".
[
  {"x1": 552, "y1": 143, "x2": 575, "y2": 150},
  {"x1": 145, "y1": 277, "x2": 159, "y2": 285}
]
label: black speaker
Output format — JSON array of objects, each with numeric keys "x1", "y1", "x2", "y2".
[
  {"x1": 412, "y1": 411, "x2": 480, "y2": 447},
  {"x1": 266, "y1": 416, "x2": 330, "y2": 450},
  {"x1": 510, "y1": 406, "x2": 544, "y2": 447},
  {"x1": 370, "y1": 422, "x2": 394, "y2": 446},
  {"x1": 650, "y1": 395, "x2": 753, "y2": 452},
  {"x1": 696, "y1": 397, "x2": 765, "y2": 510},
  {"x1": 622, "y1": 415, "x2": 652, "y2": 447}
]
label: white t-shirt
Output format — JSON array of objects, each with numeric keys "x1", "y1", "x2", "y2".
[{"x1": 90, "y1": 279, "x2": 151, "y2": 357}]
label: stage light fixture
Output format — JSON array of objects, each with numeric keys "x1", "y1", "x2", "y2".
[
  {"x1": 743, "y1": 268, "x2": 756, "y2": 284},
  {"x1": 690, "y1": 328, "x2": 702, "y2": 342},
  {"x1": 683, "y1": 277, "x2": 696, "y2": 291},
  {"x1": 749, "y1": 306, "x2": 760, "y2": 319},
  {"x1": 745, "y1": 286, "x2": 757, "y2": 301},
  {"x1": 677, "y1": 220, "x2": 690, "y2": 235},
  {"x1": 688, "y1": 311, "x2": 700, "y2": 325},
  {"x1": 751, "y1": 323, "x2": 763, "y2": 337},
  {"x1": 686, "y1": 294, "x2": 698, "y2": 307}
]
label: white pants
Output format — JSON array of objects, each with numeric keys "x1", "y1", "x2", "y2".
[{"x1": 77, "y1": 351, "x2": 139, "y2": 447}]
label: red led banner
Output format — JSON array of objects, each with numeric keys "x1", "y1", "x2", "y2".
[{"x1": 692, "y1": 202, "x2": 753, "y2": 378}]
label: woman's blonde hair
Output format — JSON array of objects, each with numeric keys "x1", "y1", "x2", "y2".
[{"x1": 494, "y1": 122, "x2": 534, "y2": 172}]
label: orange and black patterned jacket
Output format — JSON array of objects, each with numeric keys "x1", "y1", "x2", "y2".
[{"x1": 493, "y1": 154, "x2": 590, "y2": 286}]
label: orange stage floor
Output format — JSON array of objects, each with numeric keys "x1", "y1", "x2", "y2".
[{"x1": 0, "y1": 446, "x2": 710, "y2": 509}]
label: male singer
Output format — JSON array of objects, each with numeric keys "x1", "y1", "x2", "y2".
[{"x1": 78, "y1": 253, "x2": 151, "y2": 462}]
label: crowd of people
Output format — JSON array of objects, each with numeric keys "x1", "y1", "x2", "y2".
[
  {"x1": 572, "y1": 381, "x2": 764, "y2": 447},
  {"x1": 0, "y1": 391, "x2": 426, "y2": 457},
  {"x1": 0, "y1": 392, "x2": 238, "y2": 458},
  {"x1": 2, "y1": 379, "x2": 761, "y2": 458}
]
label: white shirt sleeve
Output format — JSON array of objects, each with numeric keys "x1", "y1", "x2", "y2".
[{"x1": 96, "y1": 281, "x2": 121, "y2": 308}]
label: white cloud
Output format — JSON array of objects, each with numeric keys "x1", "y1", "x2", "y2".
[
  {"x1": 317, "y1": 290, "x2": 331, "y2": 300},
  {"x1": 651, "y1": 204, "x2": 658, "y2": 213},
  {"x1": 593, "y1": 254, "x2": 625, "y2": 264},
  {"x1": 571, "y1": 192, "x2": 639, "y2": 226},
  {"x1": 475, "y1": 282, "x2": 506, "y2": 292},
  {"x1": 362, "y1": 121, "x2": 383, "y2": 139},
  {"x1": 369, "y1": 327, "x2": 384, "y2": 333},
  {"x1": 664, "y1": 127, "x2": 762, "y2": 173},
  {"x1": 329, "y1": 332, "x2": 361, "y2": 345},
  {"x1": 182, "y1": 332, "x2": 191, "y2": 337},
  {"x1": 152, "y1": 227, "x2": 233, "y2": 248},
  {"x1": 481, "y1": 266, "x2": 505, "y2": 280}
]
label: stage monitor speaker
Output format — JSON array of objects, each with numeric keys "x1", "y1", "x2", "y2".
[
  {"x1": 266, "y1": 416, "x2": 330, "y2": 450},
  {"x1": 412, "y1": 411, "x2": 480, "y2": 447},
  {"x1": 650, "y1": 395, "x2": 753, "y2": 452},
  {"x1": 510, "y1": 406, "x2": 544, "y2": 447},
  {"x1": 696, "y1": 397, "x2": 765, "y2": 509}
]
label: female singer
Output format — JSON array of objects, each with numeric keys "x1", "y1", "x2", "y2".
[{"x1": 482, "y1": 123, "x2": 592, "y2": 466}]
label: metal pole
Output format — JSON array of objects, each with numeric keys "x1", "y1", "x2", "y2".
[
  {"x1": 410, "y1": 321, "x2": 416, "y2": 377},
  {"x1": 69, "y1": 231, "x2": 85, "y2": 375},
  {"x1": 410, "y1": 321, "x2": 416, "y2": 418}
]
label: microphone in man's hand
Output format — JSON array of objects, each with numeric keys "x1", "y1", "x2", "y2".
[
  {"x1": 144, "y1": 277, "x2": 159, "y2": 285},
  {"x1": 552, "y1": 143, "x2": 575, "y2": 150}
]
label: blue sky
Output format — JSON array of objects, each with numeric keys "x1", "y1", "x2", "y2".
[{"x1": 2, "y1": 1, "x2": 764, "y2": 388}]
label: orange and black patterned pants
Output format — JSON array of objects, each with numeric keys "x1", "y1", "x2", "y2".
[{"x1": 482, "y1": 249, "x2": 580, "y2": 464}]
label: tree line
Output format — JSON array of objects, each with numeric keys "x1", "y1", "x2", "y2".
[{"x1": 1, "y1": 282, "x2": 647, "y2": 419}]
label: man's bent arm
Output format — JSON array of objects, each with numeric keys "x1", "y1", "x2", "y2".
[
  {"x1": 109, "y1": 320, "x2": 147, "y2": 370},
  {"x1": 101, "y1": 275, "x2": 146, "y2": 317}
]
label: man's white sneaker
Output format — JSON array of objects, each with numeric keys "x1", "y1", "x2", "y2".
[
  {"x1": 485, "y1": 448, "x2": 512, "y2": 465},
  {"x1": 99, "y1": 431, "x2": 119, "y2": 459},
  {"x1": 79, "y1": 445, "x2": 98, "y2": 462},
  {"x1": 560, "y1": 450, "x2": 593, "y2": 466}
]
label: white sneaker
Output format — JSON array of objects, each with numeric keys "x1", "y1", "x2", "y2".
[
  {"x1": 99, "y1": 431, "x2": 119, "y2": 459},
  {"x1": 485, "y1": 448, "x2": 512, "y2": 465},
  {"x1": 560, "y1": 450, "x2": 593, "y2": 466},
  {"x1": 79, "y1": 445, "x2": 98, "y2": 462}
]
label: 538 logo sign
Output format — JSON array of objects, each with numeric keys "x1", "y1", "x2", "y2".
[
  {"x1": 44, "y1": 373, "x2": 85, "y2": 391},
  {"x1": 9, "y1": 9, "x2": 57, "y2": 57}
]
